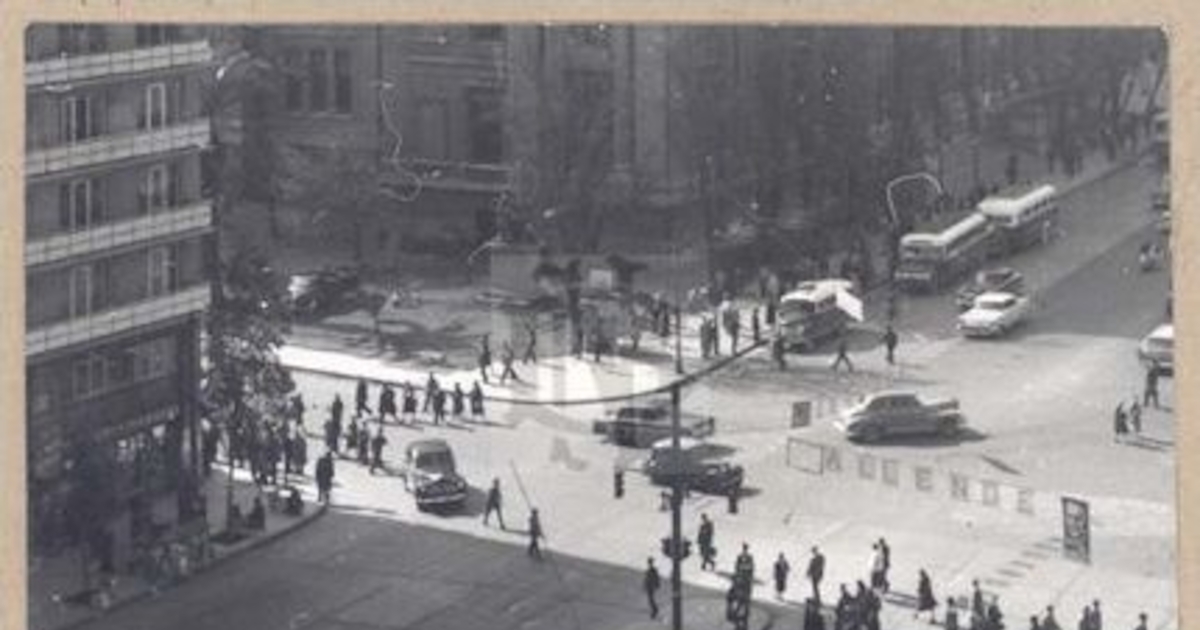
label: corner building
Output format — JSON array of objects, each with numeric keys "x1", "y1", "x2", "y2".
[{"x1": 24, "y1": 24, "x2": 213, "y2": 558}]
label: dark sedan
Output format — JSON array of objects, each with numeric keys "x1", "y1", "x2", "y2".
[
  {"x1": 643, "y1": 438, "x2": 743, "y2": 496},
  {"x1": 287, "y1": 266, "x2": 363, "y2": 317}
]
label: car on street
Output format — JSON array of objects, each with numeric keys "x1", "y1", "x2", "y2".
[
  {"x1": 957, "y1": 291, "x2": 1031, "y2": 338},
  {"x1": 954, "y1": 267, "x2": 1025, "y2": 311},
  {"x1": 833, "y1": 391, "x2": 964, "y2": 443},
  {"x1": 287, "y1": 266, "x2": 363, "y2": 317},
  {"x1": 643, "y1": 437, "x2": 743, "y2": 496},
  {"x1": 593, "y1": 402, "x2": 716, "y2": 448},
  {"x1": 1138, "y1": 323, "x2": 1174, "y2": 375},
  {"x1": 402, "y1": 439, "x2": 468, "y2": 510}
]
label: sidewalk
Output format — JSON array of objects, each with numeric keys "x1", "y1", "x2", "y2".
[{"x1": 26, "y1": 469, "x2": 327, "y2": 630}]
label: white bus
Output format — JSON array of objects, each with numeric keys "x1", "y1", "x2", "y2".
[
  {"x1": 895, "y1": 213, "x2": 994, "y2": 293},
  {"x1": 778, "y1": 279, "x2": 856, "y2": 350},
  {"x1": 978, "y1": 184, "x2": 1059, "y2": 254}
]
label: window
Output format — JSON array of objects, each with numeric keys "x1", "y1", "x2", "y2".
[
  {"x1": 466, "y1": 88, "x2": 504, "y2": 164},
  {"x1": 59, "y1": 95, "x2": 92, "y2": 143},
  {"x1": 143, "y1": 164, "x2": 169, "y2": 214},
  {"x1": 58, "y1": 178, "x2": 104, "y2": 231},
  {"x1": 308, "y1": 49, "x2": 329, "y2": 112},
  {"x1": 58, "y1": 25, "x2": 107, "y2": 55},
  {"x1": 334, "y1": 49, "x2": 352, "y2": 113},
  {"x1": 69, "y1": 264, "x2": 93, "y2": 317},
  {"x1": 72, "y1": 354, "x2": 106, "y2": 399},
  {"x1": 141, "y1": 82, "x2": 167, "y2": 130},
  {"x1": 135, "y1": 24, "x2": 182, "y2": 48},
  {"x1": 283, "y1": 48, "x2": 304, "y2": 112},
  {"x1": 468, "y1": 26, "x2": 505, "y2": 42},
  {"x1": 147, "y1": 245, "x2": 179, "y2": 297}
]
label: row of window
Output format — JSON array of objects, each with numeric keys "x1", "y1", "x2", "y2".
[
  {"x1": 282, "y1": 47, "x2": 353, "y2": 115},
  {"x1": 67, "y1": 244, "x2": 181, "y2": 319},
  {"x1": 55, "y1": 161, "x2": 184, "y2": 232},
  {"x1": 55, "y1": 80, "x2": 186, "y2": 145},
  {"x1": 27, "y1": 335, "x2": 177, "y2": 414},
  {"x1": 47, "y1": 24, "x2": 186, "y2": 58}
]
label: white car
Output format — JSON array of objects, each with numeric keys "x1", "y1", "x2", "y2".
[{"x1": 957, "y1": 292, "x2": 1030, "y2": 337}]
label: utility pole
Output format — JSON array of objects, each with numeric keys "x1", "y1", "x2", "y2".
[{"x1": 669, "y1": 382, "x2": 684, "y2": 630}]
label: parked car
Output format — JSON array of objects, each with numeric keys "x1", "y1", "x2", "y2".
[
  {"x1": 957, "y1": 292, "x2": 1031, "y2": 338},
  {"x1": 402, "y1": 439, "x2": 468, "y2": 510},
  {"x1": 643, "y1": 437, "x2": 743, "y2": 496},
  {"x1": 1138, "y1": 324, "x2": 1174, "y2": 375},
  {"x1": 592, "y1": 402, "x2": 716, "y2": 448},
  {"x1": 955, "y1": 268, "x2": 1024, "y2": 311},
  {"x1": 833, "y1": 391, "x2": 964, "y2": 443},
  {"x1": 287, "y1": 266, "x2": 363, "y2": 317}
]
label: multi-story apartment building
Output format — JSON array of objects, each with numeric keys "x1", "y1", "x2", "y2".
[{"x1": 24, "y1": 24, "x2": 213, "y2": 555}]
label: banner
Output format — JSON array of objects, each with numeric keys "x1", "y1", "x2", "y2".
[{"x1": 1061, "y1": 497, "x2": 1091, "y2": 564}]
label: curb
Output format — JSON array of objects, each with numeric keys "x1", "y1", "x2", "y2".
[{"x1": 50, "y1": 502, "x2": 328, "y2": 630}]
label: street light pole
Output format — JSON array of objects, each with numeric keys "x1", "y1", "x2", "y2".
[{"x1": 669, "y1": 382, "x2": 684, "y2": 630}]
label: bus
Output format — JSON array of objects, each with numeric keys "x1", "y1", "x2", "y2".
[
  {"x1": 895, "y1": 212, "x2": 994, "y2": 293},
  {"x1": 777, "y1": 279, "x2": 856, "y2": 350},
  {"x1": 978, "y1": 184, "x2": 1059, "y2": 255}
]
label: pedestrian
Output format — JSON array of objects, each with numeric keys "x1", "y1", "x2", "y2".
[
  {"x1": 483, "y1": 478, "x2": 505, "y2": 529},
  {"x1": 470, "y1": 382, "x2": 485, "y2": 420},
  {"x1": 765, "y1": 299, "x2": 777, "y2": 326},
  {"x1": 1090, "y1": 600, "x2": 1102, "y2": 630},
  {"x1": 710, "y1": 315, "x2": 722, "y2": 356},
  {"x1": 751, "y1": 307, "x2": 762, "y2": 344},
  {"x1": 807, "y1": 546, "x2": 826, "y2": 603},
  {"x1": 868, "y1": 542, "x2": 885, "y2": 591},
  {"x1": 878, "y1": 537, "x2": 891, "y2": 593},
  {"x1": 1143, "y1": 366, "x2": 1160, "y2": 409},
  {"x1": 369, "y1": 425, "x2": 387, "y2": 474},
  {"x1": 292, "y1": 394, "x2": 307, "y2": 430},
  {"x1": 835, "y1": 584, "x2": 854, "y2": 630},
  {"x1": 832, "y1": 338, "x2": 854, "y2": 372},
  {"x1": 724, "y1": 302, "x2": 741, "y2": 354},
  {"x1": 478, "y1": 339, "x2": 492, "y2": 384},
  {"x1": 315, "y1": 451, "x2": 334, "y2": 503},
  {"x1": 1114, "y1": 402, "x2": 1129, "y2": 442},
  {"x1": 354, "y1": 379, "x2": 369, "y2": 418},
  {"x1": 451, "y1": 383, "x2": 465, "y2": 420},
  {"x1": 971, "y1": 580, "x2": 986, "y2": 628},
  {"x1": 987, "y1": 598, "x2": 1005, "y2": 630},
  {"x1": 357, "y1": 427, "x2": 370, "y2": 465},
  {"x1": 773, "y1": 334, "x2": 788, "y2": 371},
  {"x1": 700, "y1": 317, "x2": 711, "y2": 359},
  {"x1": 774, "y1": 552, "x2": 791, "y2": 600},
  {"x1": 735, "y1": 543, "x2": 755, "y2": 599},
  {"x1": 862, "y1": 581, "x2": 882, "y2": 630},
  {"x1": 1031, "y1": 616, "x2": 1043, "y2": 630},
  {"x1": 1129, "y1": 398, "x2": 1143, "y2": 435},
  {"x1": 402, "y1": 383, "x2": 417, "y2": 424},
  {"x1": 591, "y1": 326, "x2": 603, "y2": 363},
  {"x1": 644, "y1": 557, "x2": 661, "y2": 619},
  {"x1": 883, "y1": 326, "x2": 898, "y2": 365},
  {"x1": 293, "y1": 430, "x2": 307, "y2": 475},
  {"x1": 805, "y1": 598, "x2": 827, "y2": 630},
  {"x1": 946, "y1": 597, "x2": 960, "y2": 630},
  {"x1": 346, "y1": 416, "x2": 359, "y2": 454},
  {"x1": 916, "y1": 569, "x2": 937, "y2": 622},
  {"x1": 324, "y1": 417, "x2": 339, "y2": 454},
  {"x1": 1134, "y1": 613, "x2": 1148, "y2": 630},
  {"x1": 527, "y1": 508, "x2": 544, "y2": 559},
  {"x1": 422, "y1": 372, "x2": 439, "y2": 413},
  {"x1": 379, "y1": 384, "x2": 397, "y2": 423},
  {"x1": 523, "y1": 320, "x2": 538, "y2": 364},
  {"x1": 1044, "y1": 606, "x2": 1062, "y2": 630},
  {"x1": 698, "y1": 513, "x2": 716, "y2": 570},
  {"x1": 500, "y1": 342, "x2": 520, "y2": 383},
  {"x1": 432, "y1": 389, "x2": 447, "y2": 425}
]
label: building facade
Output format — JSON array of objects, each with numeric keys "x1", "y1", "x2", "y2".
[{"x1": 24, "y1": 24, "x2": 213, "y2": 556}]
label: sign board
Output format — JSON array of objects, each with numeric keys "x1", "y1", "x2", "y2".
[
  {"x1": 1061, "y1": 496, "x2": 1090, "y2": 563},
  {"x1": 791, "y1": 401, "x2": 812, "y2": 428}
]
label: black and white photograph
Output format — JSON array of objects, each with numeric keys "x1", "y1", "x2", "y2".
[{"x1": 17, "y1": 20, "x2": 1178, "y2": 630}]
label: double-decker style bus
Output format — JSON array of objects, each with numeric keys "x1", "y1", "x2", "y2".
[
  {"x1": 895, "y1": 213, "x2": 994, "y2": 293},
  {"x1": 777, "y1": 278, "x2": 856, "y2": 351},
  {"x1": 978, "y1": 184, "x2": 1059, "y2": 255}
]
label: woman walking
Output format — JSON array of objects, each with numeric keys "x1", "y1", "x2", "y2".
[{"x1": 916, "y1": 569, "x2": 937, "y2": 623}]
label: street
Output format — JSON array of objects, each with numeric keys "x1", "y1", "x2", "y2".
[{"x1": 72, "y1": 159, "x2": 1175, "y2": 630}]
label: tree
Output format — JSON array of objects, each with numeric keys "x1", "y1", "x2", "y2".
[
  {"x1": 62, "y1": 439, "x2": 120, "y2": 593},
  {"x1": 273, "y1": 144, "x2": 384, "y2": 262}
]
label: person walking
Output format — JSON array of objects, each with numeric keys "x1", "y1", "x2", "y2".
[
  {"x1": 470, "y1": 382, "x2": 485, "y2": 421},
  {"x1": 1114, "y1": 402, "x2": 1129, "y2": 442},
  {"x1": 1143, "y1": 366, "x2": 1160, "y2": 408},
  {"x1": 369, "y1": 425, "x2": 387, "y2": 475},
  {"x1": 916, "y1": 569, "x2": 937, "y2": 622},
  {"x1": 432, "y1": 389, "x2": 447, "y2": 425},
  {"x1": 724, "y1": 302, "x2": 741, "y2": 354},
  {"x1": 751, "y1": 307, "x2": 762, "y2": 344},
  {"x1": 422, "y1": 373, "x2": 439, "y2": 414},
  {"x1": 500, "y1": 343, "x2": 520, "y2": 383},
  {"x1": 698, "y1": 513, "x2": 716, "y2": 571},
  {"x1": 832, "y1": 338, "x2": 855, "y2": 373},
  {"x1": 883, "y1": 325, "x2": 899, "y2": 365},
  {"x1": 946, "y1": 597, "x2": 961, "y2": 630},
  {"x1": 868, "y1": 542, "x2": 886, "y2": 591},
  {"x1": 451, "y1": 383, "x2": 466, "y2": 420},
  {"x1": 315, "y1": 451, "x2": 334, "y2": 504},
  {"x1": 522, "y1": 320, "x2": 538, "y2": 364},
  {"x1": 292, "y1": 430, "x2": 307, "y2": 476},
  {"x1": 807, "y1": 546, "x2": 826, "y2": 603},
  {"x1": 1089, "y1": 600, "x2": 1102, "y2": 630},
  {"x1": 357, "y1": 428, "x2": 370, "y2": 465},
  {"x1": 878, "y1": 537, "x2": 891, "y2": 593},
  {"x1": 527, "y1": 508, "x2": 544, "y2": 560},
  {"x1": 1129, "y1": 398, "x2": 1143, "y2": 435},
  {"x1": 774, "y1": 552, "x2": 791, "y2": 600},
  {"x1": 773, "y1": 334, "x2": 788, "y2": 371},
  {"x1": 1043, "y1": 606, "x2": 1062, "y2": 630},
  {"x1": 324, "y1": 417, "x2": 339, "y2": 454},
  {"x1": 862, "y1": 581, "x2": 882, "y2": 630},
  {"x1": 1031, "y1": 616, "x2": 1044, "y2": 630},
  {"x1": 354, "y1": 379, "x2": 370, "y2": 418},
  {"x1": 971, "y1": 580, "x2": 986, "y2": 628},
  {"x1": 644, "y1": 558, "x2": 662, "y2": 619},
  {"x1": 345, "y1": 416, "x2": 360, "y2": 456},
  {"x1": 483, "y1": 478, "x2": 505, "y2": 529},
  {"x1": 381, "y1": 384, "x2": 399, "y2": 423},
  {"x1": 401, "y1": 383, "x2": 417, "y2": 424},
  {"x1": 1133, "y1": 613, "x2": 1148, "y2": 630},
  {"x1": 735, "y1": 543, "x2": 755, "y2": 600},
  {"x1": 834, "y1": 584, "x2": 854, "y2": 630},
  {"x1": 478, "y1": 337, "x2": 493, "y2": 384}
]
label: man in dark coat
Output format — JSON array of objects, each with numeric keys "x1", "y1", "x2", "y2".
[
  {"x1": 1143, "y1": 366, "x2": 1161, "y2": 408},
  {"x1": 883, "y1": 326, "x2": 899, "y2": 365},
  {"x1": 379, "y1": 384, "x2": 397, "y2": 422},
  {"x1": 470, "y1": 382, "x2": 485, "y2": 420},
  {"x1": 774, "y1": 552, "x2": 791, "y2": 600},
  {"x1": 483, "y1": 478, "x2": 505, "y2": 529},
  {"x1": 698, "y1": 513, "x2": 716, "y2": 571},
  {"x1": 878, "y1": 537, "x2": 891, "y2": 593},
  {"x1": 527, "y1": 508, "x2": 544, "y2": 559},
  {"x1": 500, "y1": 343, "x2": 520, "y2": 383},
  {"x1": 432, "y1": 389, "x2": 447, "y2": 425},
  {"x1": 831, "y1": 338, "x2": 854, "y2": 372},
  {"x1": 369, "y1": 425, "x2": 387, "y2": 474},
  {"x1": 522, "y1": 321, "x2": 538, "y2": 364},
  {"x1": 354, "y1": 379, "x2": 369, "y2": 417},
  {"x1": 807, "y1": 546, "x2": 826, "y2": 602},
  {"x1": 773, "y1": 334, "x2": 788, "y2": 371},
  {"x1": 315, "y1": 452, "x2": 334, "y2": 503},
  {"x1": 422, "y1": 373, "x2": 440, "y2": 413},
  {"x1": 644, "y1": 557, "x2": 661, "y2": 619}
]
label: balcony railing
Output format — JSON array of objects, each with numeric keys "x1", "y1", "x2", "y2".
[
  {"x1": 26, "y1": 40, "x2": 213, "y2": 88},
  {"x1": 26, "y1": 119, "x2": 211, "y2": 177},
  {"x1": 397, "y1": 158, "x2": 512, "y2": 193},
  {"x1": 27, "y1": 284, "x2": 211, "y2": 357},
  {"x1": 26, "y1": 201, "x2": 213, "y2": 267}
]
